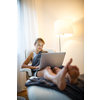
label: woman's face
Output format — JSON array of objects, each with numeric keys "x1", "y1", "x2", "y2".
[{"x1": 34, "y1": 40, "x2": 44, "y2": 52}]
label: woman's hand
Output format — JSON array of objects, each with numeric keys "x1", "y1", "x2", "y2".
[
  {"x1": 35, "y1": 65, "x2": 39, "y2": 69},
  {"x1": 30, "y1": 66, "x2": 39, "y2": 69}
]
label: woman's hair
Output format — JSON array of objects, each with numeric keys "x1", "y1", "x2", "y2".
[{"x1": 34, "y1": 38, "x2": 45, "y2": 45}]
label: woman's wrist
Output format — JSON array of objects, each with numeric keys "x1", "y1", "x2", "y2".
[{"x1": 30, "y1": 66, "x2": 35, "y2": 69}]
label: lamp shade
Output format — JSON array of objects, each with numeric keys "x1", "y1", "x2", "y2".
[{"x1": 54, "y1": 18, "x2": 73, "y2": 37}]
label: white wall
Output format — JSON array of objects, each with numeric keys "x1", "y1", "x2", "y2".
[{"x1": 35, "y1": 0, "x2": 84, "y2": 74}]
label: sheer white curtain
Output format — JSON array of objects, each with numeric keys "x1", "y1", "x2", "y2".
[{"x1": 17, "y1": 0, "x2": 38, "y2": 92}]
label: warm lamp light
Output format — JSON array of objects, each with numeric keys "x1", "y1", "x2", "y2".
[{"x1": 54, "y1": 18, "x2": 73, "y2": 52}]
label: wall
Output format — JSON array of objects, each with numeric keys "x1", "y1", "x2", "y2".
[{"x1": 35, "y1": 0, "x2": 84, "y2": 74}]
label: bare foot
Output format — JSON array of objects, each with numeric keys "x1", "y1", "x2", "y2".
[
  {"x1": 52, "y1": 59, "x2": 80, "y2": 85},
  {"x1": 67, "y1": 65, "x2": 80, "y2": 84},
  {"x1": 53, "y1": 58, "x2": 72, "y2": 90}
]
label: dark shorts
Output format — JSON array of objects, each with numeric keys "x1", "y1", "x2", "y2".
[{"x1": 31, "y1": 69, "x2": 39, "y2": 76}]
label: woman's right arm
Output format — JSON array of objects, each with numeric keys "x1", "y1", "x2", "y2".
[{"x1": 21, "y1": 52, "x2": 39, "y2": 69}]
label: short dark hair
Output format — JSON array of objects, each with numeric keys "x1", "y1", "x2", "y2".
[{"x1": 34, "y1": 38, "x2": 45, "y2": 45}]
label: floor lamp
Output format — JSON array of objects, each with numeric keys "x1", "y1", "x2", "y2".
[{"x1": 54, "y1": 18, "x2": 73, "y2": 52}]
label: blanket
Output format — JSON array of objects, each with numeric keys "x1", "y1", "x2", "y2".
[{"x1": 25, "y1": 74, "x2": 84, "y2": 100}]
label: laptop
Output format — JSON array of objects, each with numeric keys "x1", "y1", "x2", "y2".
[{"x1": 39, "y1": 52, "x2": 66, "y2": 70}]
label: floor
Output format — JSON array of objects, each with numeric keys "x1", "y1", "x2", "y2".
[{"x1": 17, "y1": 90, "x2": 29, "y2": 100}]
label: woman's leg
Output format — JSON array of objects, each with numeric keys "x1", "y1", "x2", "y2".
[
  {"x1": 36, "y1": 68, "x2": 45, "y2": 77},
  {"x1": 52, "y1": 67, "x2": 69, "y2": 79},
  {"x1": 37, "y1": 58, "x2": 72, "y2": 90}
]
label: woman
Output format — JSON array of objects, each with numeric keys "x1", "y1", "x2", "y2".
[{"x1": 22, "y1": 38, "x2": 80, "y2": 90}]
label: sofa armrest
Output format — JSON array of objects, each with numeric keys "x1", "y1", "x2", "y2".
[{"x1": 20, "y1": 68, "x2": 32, "y2": 77}]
